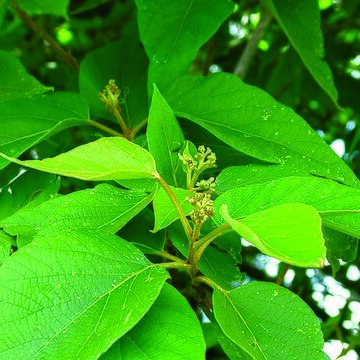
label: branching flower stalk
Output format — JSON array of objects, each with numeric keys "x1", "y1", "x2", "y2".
[
  {"x1": 99, "y1": 80, "x2": 131, "y2": 139},
  {"x1": 178, "y1": 145, "x2": 221, "y2": 270},
  {"x1": 159, "y1": 145, "x2": 230, "y2": 276},
  {"x1": 178, "y1": 145, "x2": 217, "y2": 190}
]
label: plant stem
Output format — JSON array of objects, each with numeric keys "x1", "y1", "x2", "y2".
[
  {"x1": 88, "y1": 119, "x2": 124, "y2": 137},
  {"x1": 113, "y1": 106, "x2": 130, "y2": 138},
  {"x1": 195, "y1": 276, "x2": 228, "y2": 294},
  {"x1": 233, "y1": 6, "x2": 272, "y2": 79},
  {"x1": 160, "y1": 262, "x2": 193, "y2": 271},
  {"x1": 276, "y1": 263, "x2": 290, "y2": 285},
  {"x1": 194, "y1": 223, "x2": 231, "y2": 251},
  {"x1": 156, "y1": 250, "x2": 187, "y2": 264},
  {"x1": 129, "y1": 118, "x2": 148, "y2": 140},
  {"x1": 11, "y1": 0, "x2": 80, "y2": 72},
  {"x1": 192, "y1": 223, "x2": 232, "y2": 266},
  {"x1": 156, "y1": 176, "x2": 193, "y2": 242}
]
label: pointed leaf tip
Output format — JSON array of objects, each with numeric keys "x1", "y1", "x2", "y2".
[{"x1": 0, "y1": 137, "x2": 159, "y2": 181}]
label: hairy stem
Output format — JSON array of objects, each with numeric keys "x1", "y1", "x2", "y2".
[
  {"x1": 139, "y1": 247, "x2": 187, "y2": 264},
  {"x1": 113, "y1": 106, "x2": 131, "y2": 139},
  {"x1": 158, "y1": 250, "x2": 187, "y2": 264},
  {"x1": 156, "y1": 175, "x2": 193, "y2": 242},
  {"x1": 88, "y1": 119, "x2": 124, "y2": 137},
  {"x1": 194, "y1": 275, "x2": 223, "y2": 292},
  {"x1": 234, "y1": 6, "x2": 272, "y2": 79},
  {"x1": 130, "y1": 118, "x2": 148, "y2": 140},
  {"x1": 193, "y1": 223, "x2": 232, "y2": 264},
  {"x1": 160, "y1": 262, "x2": 193, "y2": 271},
  {"x1": 194, "y1": 222, "x2": 231, "y2": 251},
  {"x1": 11, "y1": 0, "x2": 80, "y2": 72}
]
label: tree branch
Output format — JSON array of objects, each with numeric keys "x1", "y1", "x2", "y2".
[
  {"x1": 234, "y1": 6, "x2": 273, "y2": 80},
  {"x1": 11, "y1": 0, "x2": 80, "y2": 72}
]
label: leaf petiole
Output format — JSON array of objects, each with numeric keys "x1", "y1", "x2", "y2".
[
  {"x1": 156, "y1": 175, "x2": 193, "y2": 242},
  {"x1": 193, "y1": 223, "x2": 232, "y2": 264}
]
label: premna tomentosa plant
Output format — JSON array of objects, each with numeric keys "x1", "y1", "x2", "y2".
[
  {"x1": 1, "y1": 78, "x2": 357, "y2": 359},
  {"x1": 0, "y1": 1, "x2": 359, "y2": 359}
]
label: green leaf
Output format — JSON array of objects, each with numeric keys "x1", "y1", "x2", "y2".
[
  {"x1": 214, "y1": 176, "x2": 360, "y2": 238},
  {"x1": 261, "y1": 0, "x2": 338, "y2": 104},
  {"x1": 15, "y1": 0, "x2": 69, "y2": 16},
  {"x1": 147, "y1": 85, "x2": 185, "y2": 187},
  {"x1": 0, "y1": 169, "x2": 59, "y2": 221},
  {"x1": 0, "y1": 92, "x2": 89, "y2": 170},
  {"x1": 199, "y1": 245, "x2": 244, "y2": 290},
  {"x1": 0, "y1": 137, "x2": 159, "y2": 181},
  {"x1": 0, "y1": 230, "x2": 168, "y2": 359},
  {"x1": 215, "y1": 164, "x2": 309, "y2": 193},
  {"x1": 135, "y1": 0, "x2": 234, "y2": 91},
  {"x1": 213, "y1": 282, "x2": 327, "y2": 359},
  {"x1": 220, "y1": 203, "x2": 326, "y2": 268},
  {"x1": 0, "y1": 0, "x2": 9, "y2": 27},
  {"x1": 80, "y1": 36, "x2": 149, "y2": 126},
  {"x1": 118, "y1": 208, "x2": 166, "y2": 252},
  {"x1": 153, "y1": 186, "x2": 192, "y2": 232},
  {"x1": 213, "y1": 322, "x2": 253, "y2": 360},
  {"x1": 324, "y1": 227, "x2": 358, "y2": 276},
  {"x1": 0, "y1": 230, "x2": 14, "y2": 266},
  {"x1": 1, "y1": 184, "x2": 154, "y2": 244},
  {"x1": 101, "y1": 283, "x2": 205, "y2": 360},
  {"x1": 0, "y1": 51, "x2": 52, "y2": 101},
  {"x1": 167, "y1": 74, "x2": 359, "y2": 187}
]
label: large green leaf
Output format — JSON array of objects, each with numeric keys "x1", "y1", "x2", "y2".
[
  {"x1": 1, "y1": 184, "x2": 153, "y2": 245},
  {"x1": 220, "y1": 203, "x2": 326, "y2": 268},
  {"x1": 153, "y1": 186, "x2": 193, "y2": 232},
  {"x1": 118, "y1": 208, "x2": 166, "y2": 252},
  {"x1": 214, "y1": 176, "x2": 360, "y2": 238},
  {"x1": 0, "y1": 137, "x2": 158, "y2": 181},
  {"x1": 101, "y1": 284, "x2": 205, "y2": 359},
  {"x1": 215, "y1": 164, "x2": 309, "y2": 193},
  {"x1": 0, "y1": 230, "x2": 168, "y2": 359},
  {"x1": 0, "y1": 169, "x2": 59, "y2": 221},
  {"x1": 80, "y1": 36, "x2": 149, "y2": 126},
  {"x1": 261, "y1": 0, "x2": 338, "y2": 104},
  {"x1": 214, "y1": 322, "x2": 253, "y2": 360},
  {"x1": 213, "y1": 282, "x2": 327, "y2": 359},
  {"x1": 199, "y1": 245, "x2": 244, "y2": 289},
  {"x1": 16, "y1": 0, "x2": 69, "y2": 16},
  {"x1": 147, "y1": 85, "x2": 185, "y2": 187},
  {"x1": 0, "y1": 51, "x2": 52, "y2": 101},
  {"x1": 0, "y1": 92, "x2": 89, "y2": 170},
  {"x1": 167, "y1": 74, "x2": 359, "y2": 187},
  {"x1": 135, "y1": 0, "x2": 234, "y2": 91}
]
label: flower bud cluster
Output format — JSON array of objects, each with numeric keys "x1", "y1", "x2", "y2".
[
  {"x1": 188, "y1": 192, "x2": 214, "y2": 225},
  {"x1": 178, "y1": 152, "x2": 197, "y2": 170},
  {"x1": 196, "y1": 145, "x2": 217, "y2": 169},
  {"x1": 99, "y1": 79, "x2": 121, "y2": 114},
  {"x1": 179, "y1": 145, "x2": 217, "y2": 225},
  {"x1": 194, "y1": 177, "x2": 215, "y2": 192},
  {"x1": 178, "y1": 145, "x2": 217, "y2": 176}
]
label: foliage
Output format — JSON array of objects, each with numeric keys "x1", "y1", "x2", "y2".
[{"x1": 0, "y1": 0, "x2": 359, "y2": 359}]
